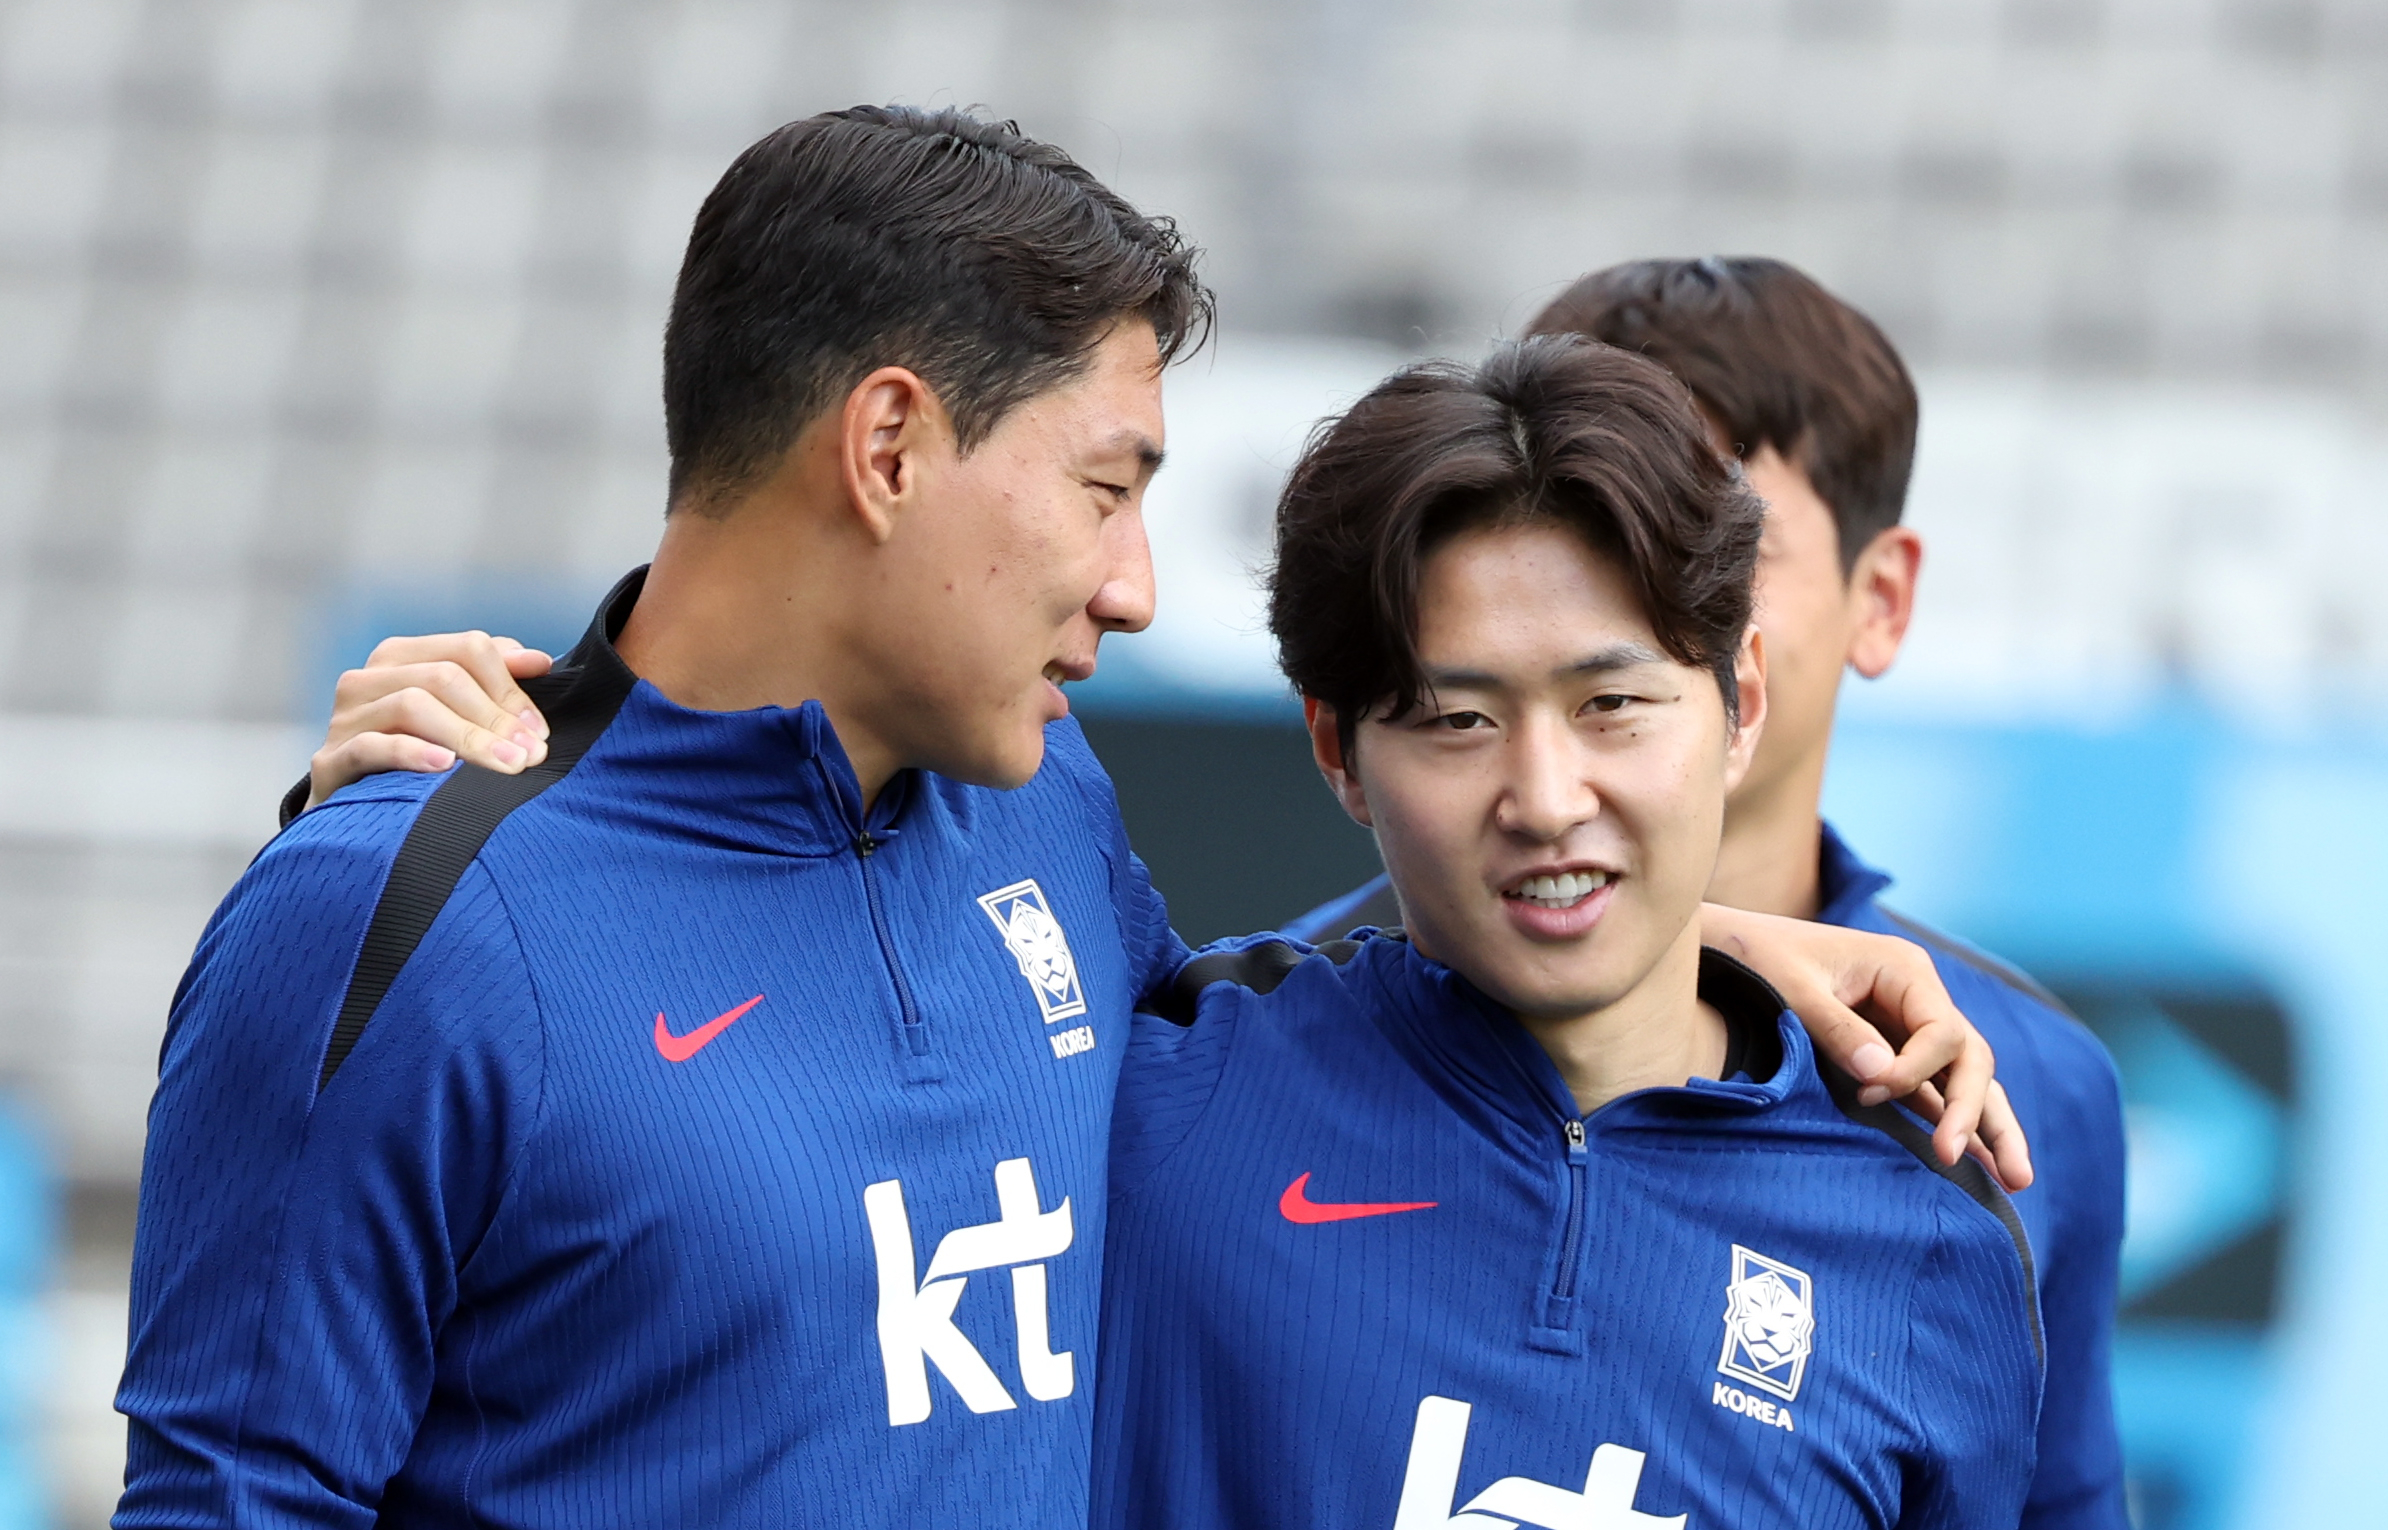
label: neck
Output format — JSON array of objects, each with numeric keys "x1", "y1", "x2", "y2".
[
  {"x1": 1512, "y1": 922, "x2": 1728, "y2": 1117},
  {"x1": 615, "y1": 494, "x2": 903, "y2": 806},
  {"x1": 1705, "y1": 739, "x2": 1829, "y2": 919}
]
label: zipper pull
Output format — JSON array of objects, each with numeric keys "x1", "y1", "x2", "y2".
[
  {"x1": 1564, "y1": 1118, "x2": 1588, "y2": 1159},
  {"x1": 854, "y1": 832, "x2": 877, "y2": 859}
]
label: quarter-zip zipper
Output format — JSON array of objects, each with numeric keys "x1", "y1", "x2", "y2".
[
  {"x1": 1552, "y1": 1117, "x2": 1589, "y2": 1299},
  {"x1": 1528, "y1": 1108, "x2": 1593, "y2": 1354},
  {"x1": 854, "y1": 830, "x2": 934, "y2": 1068}
]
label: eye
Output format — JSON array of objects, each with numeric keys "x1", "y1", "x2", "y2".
[
  {"x1": 1433, "y1": 710, "x2": 1493, "y2": 731},
  {"x1": 1088, "y1": 479, "x2": 1132, "y2": 503},
  {"x1": 1586, "y1": 694, "x2": 1632, "y2": 714}
]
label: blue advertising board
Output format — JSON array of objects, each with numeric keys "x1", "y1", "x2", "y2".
[{"x1": 1824, "y1": 703, "x2": 2383, "y2": 1530}]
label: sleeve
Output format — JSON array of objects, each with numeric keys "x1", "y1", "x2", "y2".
[
  {"x1": 1898, "y1": 1198, "x2": 2043, "y2": 1530},
  {"x1": 114, "y1": 811, "x2": 543, "y2": 1530},
  {"x1": 1041, "y1": 715, "x2": 1190, "y2": 1007},
  {"x1": 1110, "y1": 816, "x2": 1191, "y2": 1010},
  {"x1": 2019, "y1": 1032, "x2": 2130, "y2": 1530},
  {"x1": 1107, "y1": 991, "x2": 1241, "y2": 1205}
]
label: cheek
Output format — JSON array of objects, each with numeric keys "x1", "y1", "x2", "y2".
[
  {"x1": 1360, "y1": 758, "x2": 1483, "y2": 888},
  {"x1": 1605, "y1": 736, "x2": 1725, "y2": 854}
]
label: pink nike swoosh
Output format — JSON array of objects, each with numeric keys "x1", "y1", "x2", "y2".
[
  {"x1": 1279, "y1": 1172, "x2": 1438, "y2": 1224},
  {"x1": 653, "y1": 996, "x2": 764, "y2": 1063}
]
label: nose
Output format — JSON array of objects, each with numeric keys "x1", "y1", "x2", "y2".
[
  {"x1": 1494, "y1": 712, "x2": 1599, "y2": 843},
  {"x1": 1088, "y1": 500, "x2": 1156, "y2": 634}
]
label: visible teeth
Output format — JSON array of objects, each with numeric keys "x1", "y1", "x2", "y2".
[{"x1": 1513, "y1": 871, "x2": 1611, "y2": 907}]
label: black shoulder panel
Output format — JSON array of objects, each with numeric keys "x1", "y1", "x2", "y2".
[
  {"x1": 277, "y1": 772, "x2": 310, "y2": 833},
  {"x1": 1138, "y1": 935, "x2": 1370, "y2": 1028},
  {"x1": 1817, "y1": 1060, "x2": 2044, "y2": 1364},
  {"x1": 1874, "y1": 904, "x2": 2076, "y2": 1019},
  {"x1": 315, "y1": 573, "x2": 644, "y2": 1092}
]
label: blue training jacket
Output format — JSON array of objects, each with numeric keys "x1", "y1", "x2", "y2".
[
  {"x1": 116, "y1": 571, "x2": 1185, "y2": 1529},
  {"x1": 1096, "y1": 934, "x2": 2043, "y2": 1529},
  {"x1": 1813, "y1": 825, "x2": 2128, "y2": 1530},
  {"x1": 1288, "y1": 828, "x2": 2129, "y2": 1530}
]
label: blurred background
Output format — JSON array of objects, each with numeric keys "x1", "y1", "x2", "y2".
[{"x1": 0, "y1": 0, "x2": 2381, "y2": 1524}]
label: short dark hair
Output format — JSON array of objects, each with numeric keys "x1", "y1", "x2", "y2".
[
  {"x1": 663, "y1": 104, "x2": 1212, "y2": 513},
  {"x1": 1525, "y1": 257, "x2": 1915, "y2": 571},
  {"x1": 1269, "y1": 336, "x2": 1765, "y2": 752}
]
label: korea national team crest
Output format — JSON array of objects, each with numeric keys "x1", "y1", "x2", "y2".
[
  {"x1": 977, "y1": 879, "x2": 1088, "y2": 1024},
  {"x1": 1717, "y1": 1244, "x2": 1815, "y2": 1401}
]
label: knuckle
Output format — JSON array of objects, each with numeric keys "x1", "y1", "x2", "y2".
[{"x1": 390, "y1": 686, "x2": 441, "y2": 727}]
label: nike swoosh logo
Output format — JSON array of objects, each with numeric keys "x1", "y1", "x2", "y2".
[
  {"x1": 653, "y1": 996, "x2": 764, "y2": 1063},
  {"x1": 1278, "y1": 1172, "x2": 1438, "y2": 1225}
]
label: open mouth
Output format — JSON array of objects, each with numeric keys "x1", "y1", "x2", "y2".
[{"x1": 1503, "y1": 869, "x2": 1613, "y2": 910}]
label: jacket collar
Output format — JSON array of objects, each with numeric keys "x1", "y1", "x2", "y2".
[
  {"x1": 1357, "y1": 933, "x2": 1810, "y2": 1144},
  {"x1": 1815, "y1": 819, "x2": 1894, "y2": 926},
  {"x1": 554, "y1": 566, "x2": 915, "y2": 858}
]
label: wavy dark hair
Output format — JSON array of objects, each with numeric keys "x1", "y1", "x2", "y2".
[
  {"x1": 1528, "y1": 257, "x2": 1915, "y2": 572},
  {"x1": 1268, "y1": 335, "x2": 1765, "y2": 751},
  {"x1": 665, "y1": 104, "x2": 1212, "y2": 513}
]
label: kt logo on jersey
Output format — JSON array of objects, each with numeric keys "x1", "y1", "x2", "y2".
[
  {"x1": 977, "y1": 879, "x2": 1086, "y2": 1023},
  {"x1": 1717, "y1": 1244, "x2": 1814, "y2": 1401}
]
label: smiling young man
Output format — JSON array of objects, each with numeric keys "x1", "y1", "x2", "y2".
[
  {"x1": 1096, "y1": 337, "x2": 2040, "y2": 1528},
  {"x1": 1291, "y1": 258, "x2": 2125, "y2": 1529}
]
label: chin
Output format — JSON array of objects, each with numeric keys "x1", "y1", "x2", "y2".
[
  {"x1": 940, "y1": 730, "x2": 1049, "y2": 792},
  {"x1": 1472, "y1": 949, "x2": 1633, "y2": 1022}
]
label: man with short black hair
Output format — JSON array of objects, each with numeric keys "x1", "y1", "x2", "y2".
[
  {"x1": 118, "y1": 104, "x2": 1206, "y2": 1530},
  {"x1": 1100, "y1": 334, "x2": 2041, "y2": 1528},
  {"x1": 1294, "y1": 257, "x2": 2127, "y2": 1529}
]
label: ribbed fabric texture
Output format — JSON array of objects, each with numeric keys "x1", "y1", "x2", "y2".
[
  {"x1": 117, "y1": 672, "x2": 1185, "y2": 1527},
  {"x1": 1287, "y1": 827, "x2": 2132, "y2": 1530},
  {"x1": 1094, "y1": 935, "x2": 2042, "y2": 1529},
  {"x1": 1815, "y1": 824, "x2": 2130, "y2": 1530}
]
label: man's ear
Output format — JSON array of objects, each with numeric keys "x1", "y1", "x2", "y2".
[
  {"x1": 838, "y1": 366, "x2": 942, "y2": 544},
  {"x1": 1722, "y1": 626, "x2": 1768, "y2": 794},
  {"x1": 1846, "y1": 526, "x2": 1923, "y2": 679},
  {"x1": 1304, "y1": 696, "x2": 1373, "y2": 829}
]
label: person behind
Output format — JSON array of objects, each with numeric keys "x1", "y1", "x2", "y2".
[
  {"x1": 1099, "y1": 335, "x2": 2040, "y2": 1528},
  {"x1": 123, "y1": 113, "x2": 2016, "y2": 1529},
  {"x1": 1289, "y1": 257, "x2": 2125, "y2": 1528}
]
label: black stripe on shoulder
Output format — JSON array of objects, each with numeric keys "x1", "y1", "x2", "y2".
[
  {"x1": 1138, "y1": 935, "x2": 1372, "y2": 1028},
  {"x1": 316, "y1": 573, "x2": 644, "y2": 1092},
  {"x1": 276, "y1": 773, "x2": 311, "y2": 833},
  {"x1": 1816, "y1": 1060, "x2": 2044, "y2": 1366},
  {"x1": 1874, "y1": 904, "x2": 2076, "y2": 1019}
]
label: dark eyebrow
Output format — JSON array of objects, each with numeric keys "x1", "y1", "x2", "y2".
[
  {"x1": 1560, "y1": 642, "x2": 1667, "y2": 677},
  {"x1": 1420, "y1": 643, "x2": 1668, "y2": 694},
  {"x1": 1094, "y1": 429, "x2": 1165, "y2": 478}
]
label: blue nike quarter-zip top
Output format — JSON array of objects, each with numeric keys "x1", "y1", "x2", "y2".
[
  {"x1": 1292, "y1": 836, "x2": 2130, "y2": 1530},
  {"x1": 117, "y1": 570, "x2": 1185, "y2": 1529},
  {"x1": 1095, "y1": 934, "x2": 2043, "y2": 1530}
]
